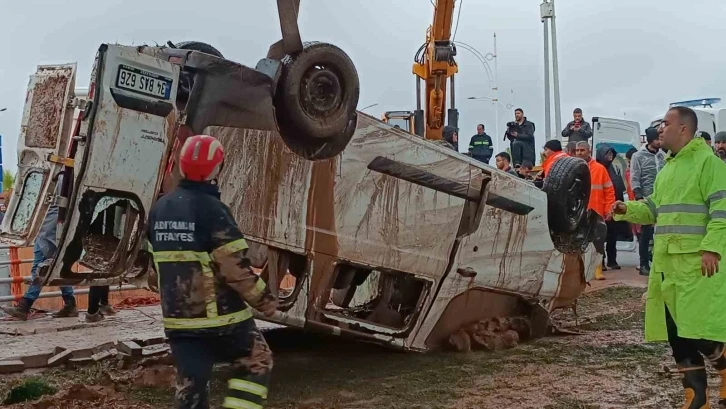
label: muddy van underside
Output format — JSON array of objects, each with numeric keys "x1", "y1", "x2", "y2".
[{"x1": 2, "y1": 39, "x2": 600, "y2": 352}]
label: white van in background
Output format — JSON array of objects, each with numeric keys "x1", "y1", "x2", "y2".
[{"x1": 649, "y1": 98, "x2": 725, "y2": 136}]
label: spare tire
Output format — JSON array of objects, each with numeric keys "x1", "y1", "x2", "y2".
[
  {"x1": 274, "y1": 41, "x2": 360, "y2": 160},
  {"x1": 173, "y1": 41, "x2": 224, "y2": 58},
  {"x1": 542, "y1": 156, "x2": 590, "y2": 234}
]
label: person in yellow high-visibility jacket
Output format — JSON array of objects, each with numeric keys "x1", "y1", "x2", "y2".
[{"x1": 612, "y1": 106, "x2": 726, "y2": 409}]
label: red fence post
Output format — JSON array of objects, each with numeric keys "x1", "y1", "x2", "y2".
[{"x1": 9, "y1": 247, "x2": 21, "y2": 300}]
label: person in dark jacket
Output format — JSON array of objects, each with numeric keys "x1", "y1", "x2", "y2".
[
  {"x1": 494, "y1": 152, "x2": 518, "y2": 176},
  {"x1": 505, "y1": 108, "x2": 536, "y2": 166},
  {"x1": 148, "y1": 134, "x2": 277, "y2": 409},
  {"x1": 630, "y1": 127, "x2": 666, "y2": 276},
  {"x1": 442, "y1": 125, "x2": 459, "y2": 151},
  {"x1": 561, "y1": 108, "x2": 593, "y2": 143},
  {"x1": 469, "y1": 124, "x2": 493, "y2": 164},
  {"x1": 596, "y1": 143, "x2": 627, "y2": 270}
]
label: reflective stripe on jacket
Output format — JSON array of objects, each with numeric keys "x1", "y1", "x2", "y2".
[
  {"x1": 587, "y1": 158, "x2": 615, "y2": 218},
  {"x1": 614, "y1": 138, "x2": 726, "y2": 342},
  {"x1": 147, "y1": 180, "x2": 268, "y2": 333},
  {"x1": 541, "y1": 151, "x2": 568, "y2": 176}
]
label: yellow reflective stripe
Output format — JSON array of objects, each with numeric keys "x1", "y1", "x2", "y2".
[
  {"x1": 646, "y1": 197, "x2": 657, "y2": 217},
  {"x1": 603, "y1": 181, "x2": 613, "y2": 188},
  {"x1": 152, "y1": 250, "x2": 211, "y2": 263},
  {"x1": 203, "y1": 269, "x2": 218, "y2": 318},
  {"x1": 228, "y1": 379, "x2": 268, "y2": 399},
  {"x1": 223, "y1": 397, "x2": 262, "y2": 409},
  {"x1": 658, "y1": 204, "x2": 709, "y2": 215},
  {"x1": 247, "y1": 278, "x2": 267, "y2": 300},
  {"x1": 163, "y1": 309, "x2": 252, "y2": 330},
  {"x1": 212, "y1": 239, "x2": 249, "y2": 260},
  {"x1": 655, "y1": 225, "x2": 707, "y2": 235}
]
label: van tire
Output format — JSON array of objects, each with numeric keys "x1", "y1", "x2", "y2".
[
  {"x1": 174, "y1": 41, "x2": 224, "y2": 58},
  {"x1": 274, "y1": 41, "x2": 360, "y2": 160},
  {"x1": 542, "y1": 156, "x2": 591, "y2": 234}
]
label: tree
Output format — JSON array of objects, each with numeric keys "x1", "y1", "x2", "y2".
[{"x1": 3, "y1": 170, "x2": 15, "y2": 192}]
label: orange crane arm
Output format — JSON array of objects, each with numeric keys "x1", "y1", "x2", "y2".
[{"x1": 412, "y1": 0, "x2": 459, "y2": 141}]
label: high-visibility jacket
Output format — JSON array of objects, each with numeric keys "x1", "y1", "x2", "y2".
[
  {"x1": 587, "y1": 158, "x2": 616, "y2": 218},
  {"x1": 147, "y1": 180, "x2": 271, "y2": 334},
  {"x1": 614, "y1": 139, "x2": 726, "y2": 342},
  {"x1": 541, "y1": 151, "x2": 568, "y2": 176}
]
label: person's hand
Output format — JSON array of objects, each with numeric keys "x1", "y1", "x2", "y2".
[
  {"x1": 257, "y1": 294, "x2": 278, "y2": 317},
  {"x1": 570, "y1": 125, "x2": 575, "y2": 131},
  {"x1": 612, "y1": 201, "x2": 627, "y2": 215},
  {"x1": 702, "y1": 251, "x2": 720, "y2": 277},
  {"x1": 511, "y1": 131, "x2": 518, "y2": 137},
  {"x1": 604, "y1": 212, "x2": 613, "y2": 221}
]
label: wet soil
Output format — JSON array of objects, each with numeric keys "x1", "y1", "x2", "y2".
[{"x1": 0, "y1": 285, "x2": 703, "y2": 408}]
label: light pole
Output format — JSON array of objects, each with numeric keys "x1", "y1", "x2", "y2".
[
  {"x1": 541, "y1": 0, "x2": 562, "y2": 140},
  {"x1": 468, "y1": 96, "x2": 514, "y2": 153},
  {"x1": 0, "y1": 108, "x2": 6, "y2": 112}
]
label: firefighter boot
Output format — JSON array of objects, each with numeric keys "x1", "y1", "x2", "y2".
[
  {"x1": 678, "y1": 363, "x2": 710, "y2": 409},
  {"x1": 594, "y1": 264, "x2": 605, "y2": 280},
  {"x1": 0, "y1": 298, "x2": 33, "y2": 321},
  {"x1": 52, "y1": 296, "x2": 78, "y2": 318},
  {"x1": 707, "y1": 346, "x2": 726, "y2": 407}
]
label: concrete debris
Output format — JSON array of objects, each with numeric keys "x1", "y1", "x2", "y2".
[
  {"x1": 448, "y1": 316, "x2": 532, "y2": 353},
  {"x1": 0, "y1": 360, "x2": 25, "y2": 374},
  {"x1": 47, "y1": 350, "x2": 73, "y2": 367}
]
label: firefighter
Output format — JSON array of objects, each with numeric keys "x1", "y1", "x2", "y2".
[
  {"x1": 612, "y1": 106, "x2": 726, "y2": 408},
  {"x1": 147, "y1": 134, "x2": 277, "y2": 409}
]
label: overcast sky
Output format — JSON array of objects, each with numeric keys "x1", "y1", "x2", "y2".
[{"x1": 1, "y1": 0, "x2": 725, "y2": 173}]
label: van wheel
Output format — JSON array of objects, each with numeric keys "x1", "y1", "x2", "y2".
[
  {"x1": 172, "y1": 41, "x2": 224, "y2": 58},
  {"x1": 274, "y1": 41, "x2": 360, "y2": 160},
  {"x1": 543, "y1": 156, "x2": 591, "y2": 234}
]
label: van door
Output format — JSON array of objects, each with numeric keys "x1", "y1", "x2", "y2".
[
  {"x1": 44, "y1": 44, "x2": 180, "y2": 286},
  {"x1": 1, "y1": 64, "x2": 77, "y2": 246}
]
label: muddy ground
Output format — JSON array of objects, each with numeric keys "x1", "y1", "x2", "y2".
[{"x1": 0, "y1": 285, "x2": 711, "y2": 408}]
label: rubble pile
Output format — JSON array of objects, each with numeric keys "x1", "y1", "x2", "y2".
[{"x1": 448, "y1": 316, "x2": 532, "y2": 353}]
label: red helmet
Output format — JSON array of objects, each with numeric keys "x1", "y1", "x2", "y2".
[{"x1": 179, "y1": 135, "x2": 225, "y2": 182}]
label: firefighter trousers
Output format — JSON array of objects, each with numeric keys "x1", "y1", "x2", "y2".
[{"x1": 169, "y1": 322, "x2": 273, "y2": 409}]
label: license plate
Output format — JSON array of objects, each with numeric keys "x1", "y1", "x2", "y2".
[{"x1": 116, "y1": 65, "x2": 172, "y2": 100}]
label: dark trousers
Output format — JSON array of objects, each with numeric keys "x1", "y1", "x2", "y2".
[
  {"x1": 605, "y1": 221, "x2": 618, "y2": 265},
  {"x1": 510, "y1": 140, "x2": 535, "y2": 166},
  {"x1": 666, "y1": 303, "x2": 723, "y2": 366},
  {"x1": 87, "y1": 286, "x2": 109, "y2": 315},
  {"x1": 639, "y1": 225, "x2": 654, "y2": 267},
  {"x1": 169, "y1": 323, "x2": 273, "y2": 409}
]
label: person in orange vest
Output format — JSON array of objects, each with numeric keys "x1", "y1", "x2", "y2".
[
  {"x1": 541, "y1": 139, "x2": 568, "y2": 176},
  {"x1": 575, "y1": 141, "x2": 615, "y2": 279}
]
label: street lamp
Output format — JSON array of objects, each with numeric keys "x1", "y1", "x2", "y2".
[
  {"x1": 359, "y1": 103, "x2": 379, "y2": 112},
  {"x1": 468, "y1": 96, "x2": 514, "y2": 151},
  {"x1": 0, "y1": 108, "x2": 6, "y2": 112}
]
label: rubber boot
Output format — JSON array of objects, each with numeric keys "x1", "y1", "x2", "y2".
[
  {"x1": 52, "y1": 296, "x2": 78, "y2": 318},
  {"x1": 678, "y1": 362, "x2": 710, "y2": 409},
  {"x1": 594, "y1": 264, "x2": 605, "y2": 280},
  {"x1": 708, "y1": 346, "x2": 726, "y2": 407},
  {"x1": 0, "y1": 297, "x2": 33, "y2": 321}
]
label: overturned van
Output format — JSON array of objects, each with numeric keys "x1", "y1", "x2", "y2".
[{"x1": 2, "y1": 41, "x2": 603, "y2": 352}]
